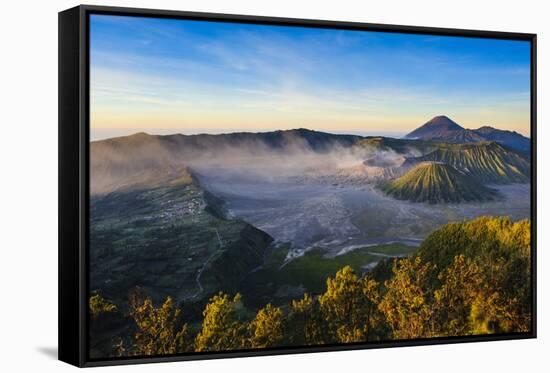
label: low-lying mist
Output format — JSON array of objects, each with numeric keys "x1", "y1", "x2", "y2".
[
  {"x1": 90, "y1": 131, "x2": 531, "y2": 255},
  {"x1": 90, "y1": 131, "x2": 411, "y2": 194},
  {"x1": 189, "y1": 144, "x2": 393, "y2": 180},
  {"x1": 186, "y1": 140, "x2": 410, "y2": 185}
]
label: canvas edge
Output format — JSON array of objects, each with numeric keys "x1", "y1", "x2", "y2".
[
  {"x1": 57, "y1": 4, "x2": 538, "y2": 368},
  {"x1": 59, "y1": 5, "x2": 85, "y2": 367}
]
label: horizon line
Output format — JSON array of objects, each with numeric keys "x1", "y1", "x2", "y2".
[{"x1": 90, "y1": 124, "x2": 530, "y2": 143}]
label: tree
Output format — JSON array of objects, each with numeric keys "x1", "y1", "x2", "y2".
[
  {"x1": 319, "y1": 266, "x2": 381, "y2": 343},
  {"x1": 89, "y1": 294, "x2": 122, "y2": 358},
  {"x1": 249, "y1": 303, "x2": 285, "y2": 348},
  {"x1": 413, "y1": 216, "x2": 532, "y2": 336},
  {"x1": 102, "y1": 215, "x2": 531, "y2": 357},
  {"x1": 469, "y1": 255, "x2": 531, "y2": 334},
  {"x1": 89, "y1": 294, "x2": 117, "y2": 319},
  {"x1": 289, "y1": 293, "x2": 327, "y2": 346},
  {"x1": 129, "y1": 296, "x2": 190, "y2": 356},
  {"x1": 417, "y1": 216, "x2": 530, "y2": 274},
  {"x1": 362, "y1": 275, "x2": 384, "y2": 340},
  {"x1": 432, "y1": 255, "x2": 483, "y2": 336},
  {"x1": 195, "y1": 292, "x2": 247, "y2": 352},
  {"x1": 379, "y1": 257, "x2": 435, "y2": 339}
]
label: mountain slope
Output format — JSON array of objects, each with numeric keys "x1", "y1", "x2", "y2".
[
  {"x1": 355, "y1": 136, "x2": 436, "y2": 155},
  {"x1": 90, "y1": 133, "x2": 194, "y2": 195},
  {"x1": 406, "y1": 115, "x2": 463, "y2": 138},
  {"x1": 405, "y1": 115, "x2": 485, "y2": 143},
  {"x1": 165, "y1": 128, "x2": 362, "y2": 154},
  {"x1": 90, "y1": 182, "x2": 274, "y2": 310},
  {"x1": 473, "y1": 126, "x2": 530, "y2": 152},
  {"x1": 380, "y1": 162, "x2": 497, "y2": 204},
  {"x1": 90, "y1": 129, "x2": 363, "y2": 195},
  {"x1": 405, "y1": 116, "x2": 530, "y2": 151},
  {"x1": 402, "y1": 141, "x2": 530, "y2": 184}
]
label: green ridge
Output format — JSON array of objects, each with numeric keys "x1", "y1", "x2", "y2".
[
  {"x1": 405, "y1": 142, "x2": 529, "y2": 184},
  {"x1": 381, "y1": 162, "x2": 497, "y2": 204}
]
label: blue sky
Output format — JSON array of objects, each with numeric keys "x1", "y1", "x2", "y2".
[{"x1": 90, "y1": 14, "x2": 531, "y2": 139}]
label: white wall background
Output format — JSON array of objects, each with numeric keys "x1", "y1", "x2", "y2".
[{"x1": 0, "y1": 0, "x2": 547, "y2": 371}]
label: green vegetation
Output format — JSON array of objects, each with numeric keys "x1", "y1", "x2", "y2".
[
  {"x1": 249, "y1": 303, "x2": 285, "y2": 348},
  {"x1": 319, "y1": 266, "x2": 381, "y2": 343},
  {"x1": 241, "y1": 243, "x2": 415, "y2": 304},
  {"x1": 379, "y1": 140, "x2": 530, "y2": 204},
  {"x1": 89, "y1": 294, "x2": 117, "y2": 319},
  {"x1": 88, "y1": 126, "x2": 532, "y2": 358},
  {"x1": 406, "y1": 141, "x2": 530, "y2": 184},
  {"x1": 93, "y1": 216, "x2": 530, "y2": 357},
  {"x1": 417, "y1": 216, "x2": 531, "y2": 335},
  {"x1": 381, "y1": 162, "x2": 497, "y2": 203},
  {"x1": 88, "y1": 183, "x2": 273, "y2": 357},
  {"x1": 417, "y1": 215, "x2": 530, "y2": 269},
  {"x1": 195, "y1": 293, "x2": 248, "y2": 352},
  {"x1": 90, "y1": 183, "x2": 272, "y2": 308},
  {"x1": 127, "y1": 295, "x2": 190, "y2": 356},
  {"x1": 379, "y1": 257, "x2": 434, "y2": 339}
]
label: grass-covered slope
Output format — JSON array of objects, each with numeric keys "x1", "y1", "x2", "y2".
[
  {"x1": 89, "y1": 183, "x2": 273, "y2": 308},
  {"x1": 416, "y1": 215, "x2": 531, "y2": 271},
  {"x1": 239, "y1": 243, "x2": 417, "y2": 307},
  {"x1": 403, "y1": 141, "x2": 530, "y2": 184},
  {"x1": 381, "y1": 162, "x2": 497, "y2": 204}
]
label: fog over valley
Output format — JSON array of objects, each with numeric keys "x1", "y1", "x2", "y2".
[{"x1": 90, "y1": 122, "x2": 531, "y2": 261}]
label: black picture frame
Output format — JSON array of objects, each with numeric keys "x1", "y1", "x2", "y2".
[{"x1": 59, "y1": 4, "x2": 537, "y2": 367}]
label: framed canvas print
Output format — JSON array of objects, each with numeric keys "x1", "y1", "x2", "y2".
[{"x1": 58, "y1": 5, "x2": 537, "y2": 367}]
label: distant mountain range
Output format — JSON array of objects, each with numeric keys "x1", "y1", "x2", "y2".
[
  {"x1": 90, "y1": 129, "x2": 361, "y2": 195},
  {"x1": 381, "y1": 162, "x2": 498, "y2": 204},
  {"x1": 159, "y1": 128, "x2": 361, "y2": 153},
  {"x1": 473, "y1": 125, "x2": 531, "y2": 152},
  {"x1": 91, "y1": 117, "x2": 531, "y2": 203},
  {"x1": 405, "y1": 115, "x2": 530, "y2": 152}
]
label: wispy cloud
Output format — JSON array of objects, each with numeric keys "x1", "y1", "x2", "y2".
[{"x1": 89, "y1": 14, "x2": 531, "y2": 136}]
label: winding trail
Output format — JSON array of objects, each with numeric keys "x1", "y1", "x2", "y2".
[{"x1": 183, "y1": 229, "x2": 224, "y2": 301}]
